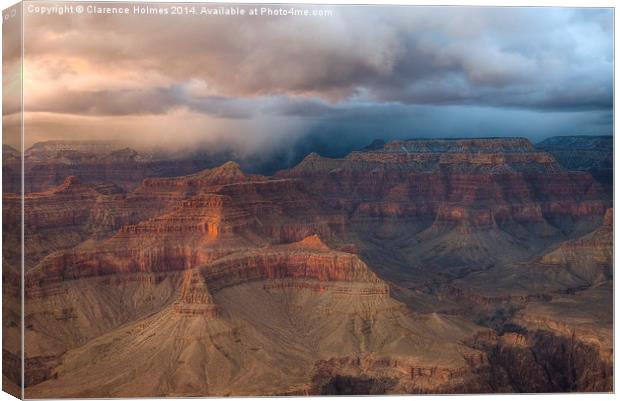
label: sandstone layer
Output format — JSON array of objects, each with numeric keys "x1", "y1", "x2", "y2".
[{"x1": 7, "y1": 137, "x2": 612, "y2": 396}]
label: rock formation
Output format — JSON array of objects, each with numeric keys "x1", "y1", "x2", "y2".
[
  {"x1": 6, "y1": 137, "x2": 612, "y2": 396},
  {"x1": 3, "y1": 140, "x2": 225, "y2": 194},
  {"x1": 536, "y1": 135, "x2": 613, "y2": 190}
]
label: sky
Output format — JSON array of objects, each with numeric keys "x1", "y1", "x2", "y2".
[{"x1": 3, "y1": 3, "x2": 614, "y2": 166}]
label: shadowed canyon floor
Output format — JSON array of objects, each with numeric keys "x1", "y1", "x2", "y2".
[{"x1": 2, "y1": 136, "x2": 613, "y2": 396}]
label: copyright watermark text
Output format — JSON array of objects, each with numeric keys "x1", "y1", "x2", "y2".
[{"x1": 26, "y1": 3, "x2": 334, "y2": 17}]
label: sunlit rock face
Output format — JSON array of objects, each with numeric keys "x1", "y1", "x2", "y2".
[{"x1": 11, "y1": 137, "x2": 612, "y2": 397}]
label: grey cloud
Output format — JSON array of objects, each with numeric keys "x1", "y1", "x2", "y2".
[
  {"x1": 24, "y1": 5, "x2": 612, "y2": 114},
  {"x1": 26, "y1": 87, "x2": 255, "y2": 118},
  {"x1": 18, "y1": 3, "x2": 613, "y2": 160}
]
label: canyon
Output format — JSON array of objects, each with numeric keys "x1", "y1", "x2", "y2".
[
  {"x1": 3, "y1": 136, "x2": 613, "y2": 396},
  {"x1": 536, "y1": 135, "x2": 613, "y2": 189},
  {"x1": 2, "y1": 141, "x2": 223, "y2": 193}
]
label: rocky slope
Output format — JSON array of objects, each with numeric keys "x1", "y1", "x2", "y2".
[
  {"x1": 536, "y1": 135, "x2": 612, "y2": 170},
  {"x1": 536, "y1": 135, "x2": 612, "y2": 190},
  {"x1": 536, "y1": 208, "x2": 612, "y2": 285},
  {"x1": 2, "y1": 145, "x2": 22, "y2": 396},
  {"x1": 12, "y1": 137, "x2": 613, "y2": 396},
  {"x1": 25, "y1": 235, "x2": 486, "y2": 397},
  {"x1": 279, "y1": 138, "x2": 607, "y2": 226},
  {"x1": 10, "y1": 177, "x2": 127, "y2": 269},
  {"x1": 3, "y1": 141, "x2": 222, "y2": 193},
  {"x1": 279, "y1": 138, "x2": 610, "y2": 281}
]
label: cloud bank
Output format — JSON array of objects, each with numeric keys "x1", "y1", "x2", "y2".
[{"x1": 13, "y1": 4, "x2": 614, "y2": 157}]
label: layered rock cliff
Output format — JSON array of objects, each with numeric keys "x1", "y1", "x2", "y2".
[
  {"x1": 3, "y1": 140, "x2": 223, "y2": 193},
  {"x1": 536, "y1": 135, "x2": 612, "y2": 189},
  {"x1": 537, "y1": 208, "x2": 612, "y2": 284},
  {"x1": 279, "y1": 138, "x2": 608, "y2": 226},
  {"x1": 279, "y1": 138, "x2": 610, "y2": 283},
  {"x1": 25, "y1": 229, "x2": 489, "y2": 397},
  {"x1": 17, "y1": 137, "x2": 613, "y2": 396}
]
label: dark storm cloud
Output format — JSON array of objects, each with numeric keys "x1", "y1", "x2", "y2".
[
  {"x1": 23, "y1": 5, "x2": 612, "y2": 116},
  {"x1": 16, "y1": 4, "x2": 612, "y2": 157},
  {"x1": 278, "y1": 105, "x2": 614, "y2": 167}
]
